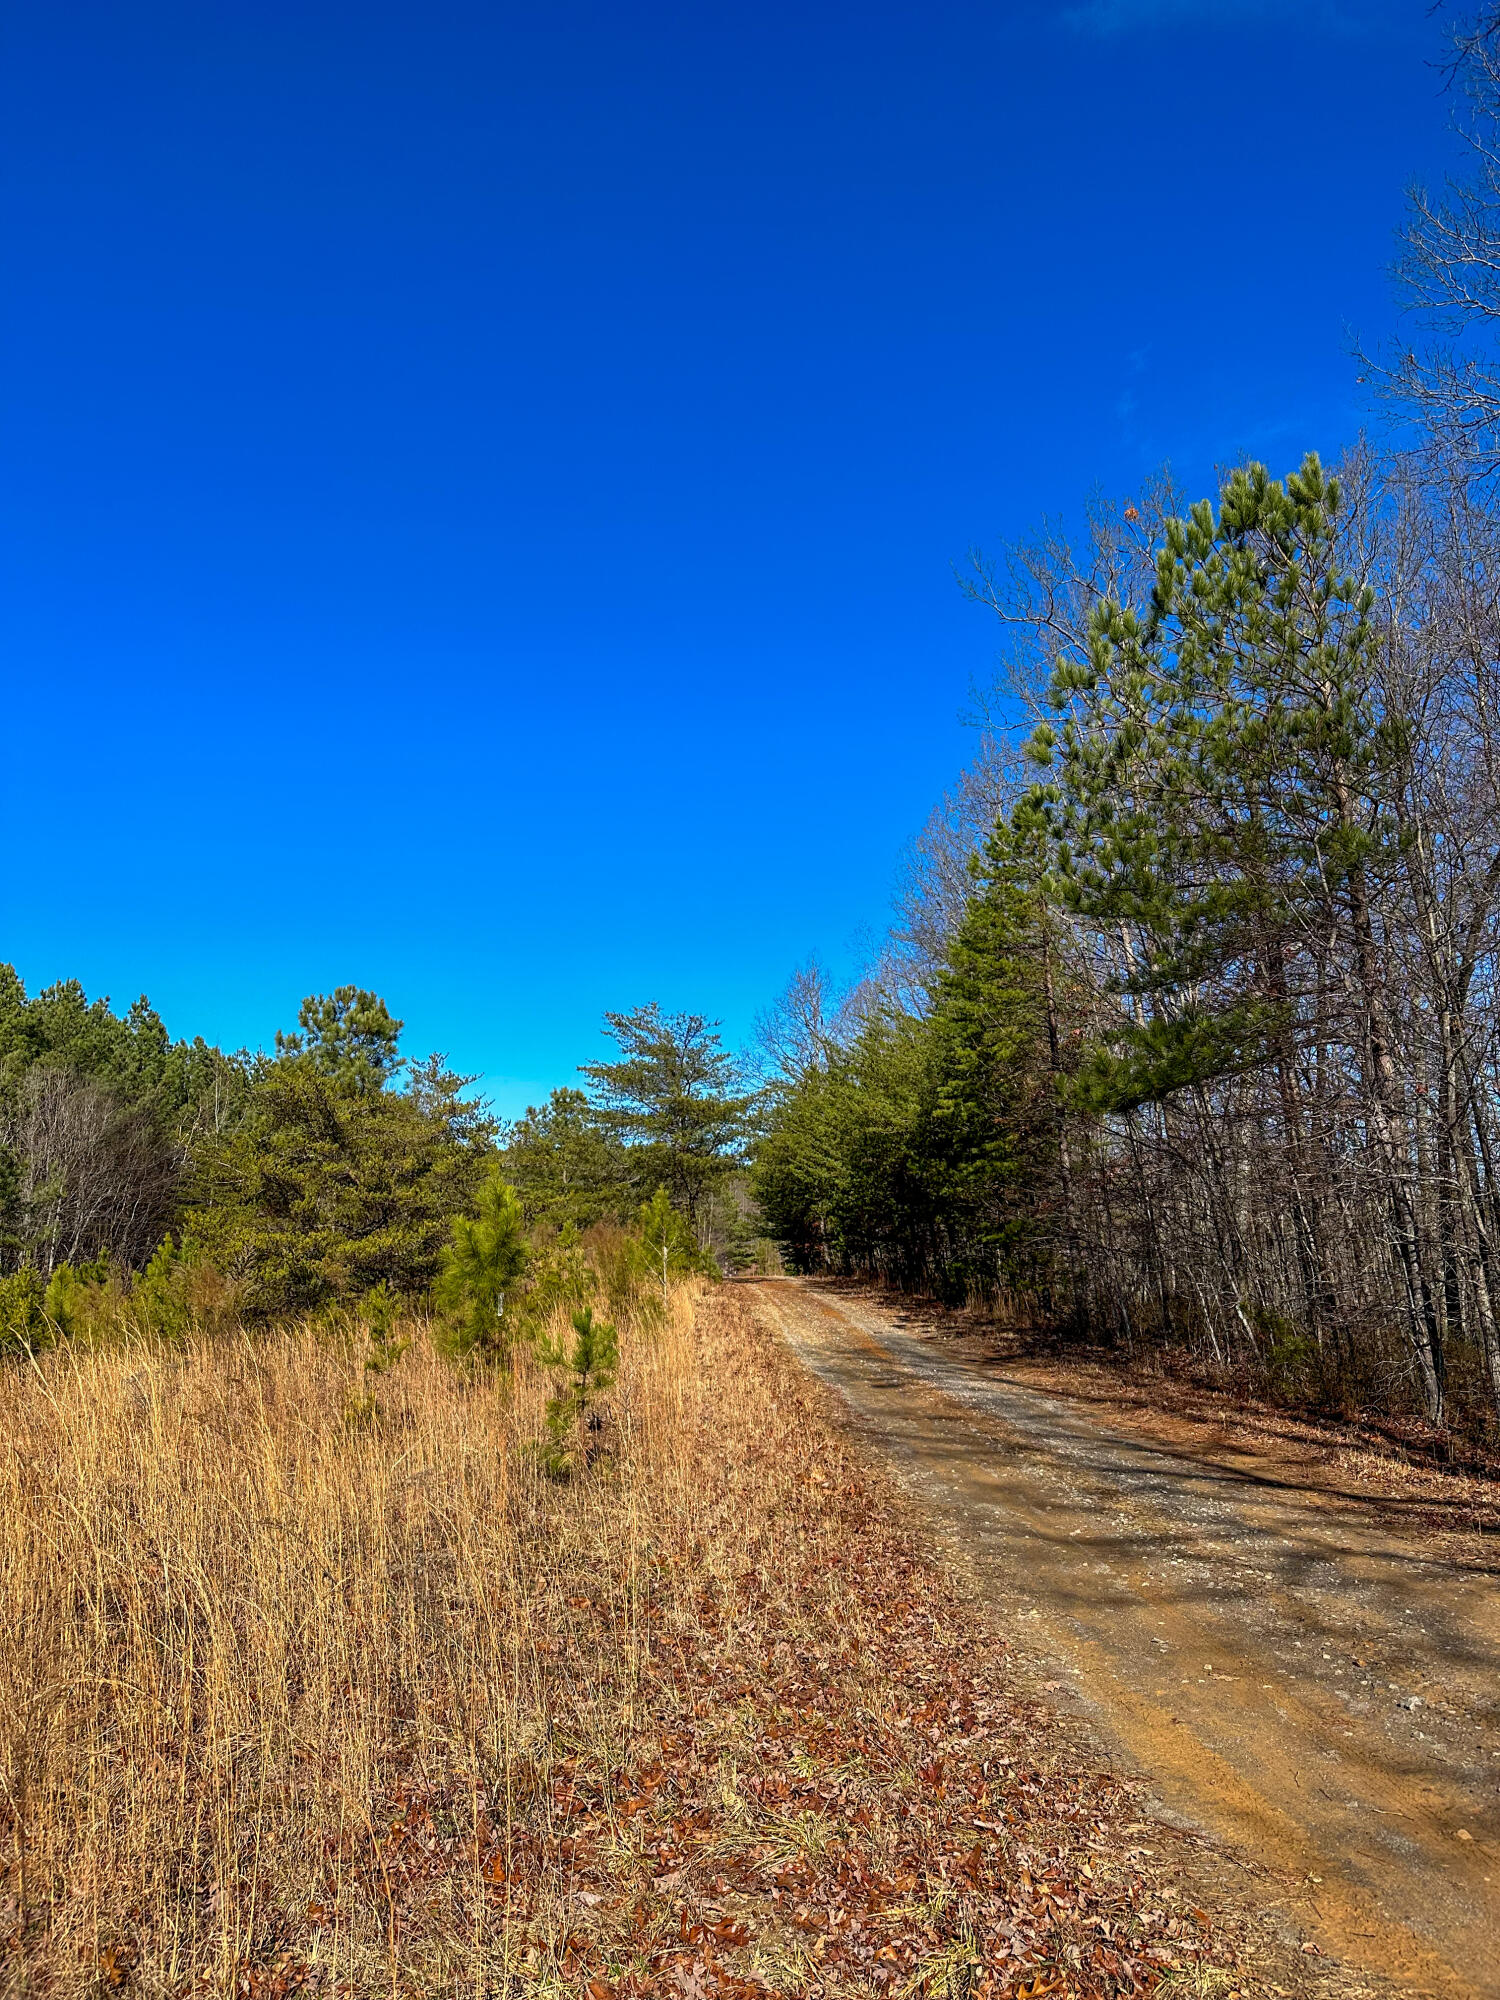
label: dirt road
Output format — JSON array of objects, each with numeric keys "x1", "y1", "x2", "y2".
[{"x1": 748, "y1": 1277, "x2": 1500, "y2": 2000}]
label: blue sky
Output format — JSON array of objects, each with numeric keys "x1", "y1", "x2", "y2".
[{"x1": 1, "y1": 0, "x2": 1458, "y2": 1111}]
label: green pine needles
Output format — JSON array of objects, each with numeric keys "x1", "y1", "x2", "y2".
[
  {"x1": 635, "y1": 1185, "x2": 706, "y2": 1297},
  {"x1": 536, "y1": 1304, "x2": 619, "y2": 1479},
  {"x1": 434, "y1": 1167, "x2": 530, "y2": 1362},
  {"x1": 1024, "y1": 452, "x2": 1394, "y2": 1113}
]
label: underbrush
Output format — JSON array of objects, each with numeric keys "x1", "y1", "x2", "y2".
[
  {"x1": 0, "y1": 1289, "x2": 1255, "y2": 1998},
  {"x1": 881, "y1": 1277, "x2": 1500, "y2": 1474},
  {"x1": 1031, "y1": 1323, "x2": 1500, "y2": 1478}
]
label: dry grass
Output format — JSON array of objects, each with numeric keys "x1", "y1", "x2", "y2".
[{"x1": 0, "y1": 1287, "x2": 1328, "y2": 1999}]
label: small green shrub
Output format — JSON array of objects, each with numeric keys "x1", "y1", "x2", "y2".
[
  {"x1": 434, "y1": 1169, "x2": 529, "y2": 1363},
  {"x1": 0, "y1": 1269, "x2": 48, "y2": 1352},
  {"x1": 120, "y1": 1235, "x2": 239, "y2": 1342},
  {"x1": 536, "y1": 1304, "x2": 618, "y2": 1479},
  {"x1": 43, "y1": 1260, "x2": 90, "y2": 1338},
  {"x1": 359, "y1": 1281, "x2": 411, "y2": 1375}
]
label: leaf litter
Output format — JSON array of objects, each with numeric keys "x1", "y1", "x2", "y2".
[
  {"x1": 301, "y1": 1294, "x2": 1355, "y2": 1998},
  {"x1": 1, "y1": 1289, "x2": 1370, "y2": 1999}
]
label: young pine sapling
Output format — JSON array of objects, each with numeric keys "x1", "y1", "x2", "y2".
[
  {"x1": 537, "y1": 1304, "x2": 618, "y2": 1478},
  {"x1": 435, "y1": 1169, "x2": 529, "y2": 1363}
]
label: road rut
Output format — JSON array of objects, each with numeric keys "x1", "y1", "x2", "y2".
[{"x1": 748, "y1": 1277, "x2": 1500, "y2": 2000}]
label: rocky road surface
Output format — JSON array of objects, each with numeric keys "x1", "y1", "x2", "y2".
[{"x1": 748, "y1": 1276, "x2": 1500, "y2": 2000}]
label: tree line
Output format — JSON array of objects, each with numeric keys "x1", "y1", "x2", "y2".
[
  {"x1": 752, "y1": 13, "x2": 1500, "y2": 1439},
  {"x1": 20, "y1": 10, "x2": 1500, "y2": 1446},
  {"x1": 0, "y1": 978, "x2": 756, "y2": 1350}
]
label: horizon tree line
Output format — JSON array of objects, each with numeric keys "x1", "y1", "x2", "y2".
[{"x1": 0, "y1": 977, "x2": 758, "y2": 1344}]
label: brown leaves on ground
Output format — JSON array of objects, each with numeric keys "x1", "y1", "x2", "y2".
[
  {"x1": 854, "y1": 1278, "x2": 1500, "y2": 1558},
  {"x1": 0, "y1": 1289, "x2": 1292, "y2": 1998},
  {"x1": 286, "y1": 1296, "x2": 1252, "y2": 1997}
]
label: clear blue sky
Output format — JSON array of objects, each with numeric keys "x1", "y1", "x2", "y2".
[{"x1": 1, "y1": 0, "x2": 1458, "y2": 1112}]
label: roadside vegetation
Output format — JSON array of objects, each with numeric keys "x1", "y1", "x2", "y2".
[
  {"x1": 0, "y1": 978, "x2": 757, "y2": 1355},
  {"x1": 0, "y1": 1277, "x2": 1327, "y2": 1999},
  {"x1": 752, "y1": 13, "x2": 1500, "y2": 1451}
]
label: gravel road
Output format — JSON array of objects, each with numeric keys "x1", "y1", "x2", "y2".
[{"x1": 749, "y1": 1276, "x2": 1500, "y2": 2000}]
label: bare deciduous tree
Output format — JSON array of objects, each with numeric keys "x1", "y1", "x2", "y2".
[
  {"x1": 1381, "y1": 11, "x2": 1500, "y2": 471},
  {"x1": 2, "y1": 1070, "x2": 183, "y2": 1276}
]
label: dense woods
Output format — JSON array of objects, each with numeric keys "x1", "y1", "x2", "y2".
[
  {"x1": 754, "y1": 449, "x2": 1500, "y2": 1433},
  {"x1": 750, "y1": 13, "x2": 1500, "y2": 1440}
]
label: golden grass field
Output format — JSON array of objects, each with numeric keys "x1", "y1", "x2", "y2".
[{"x1": 0, "y1": 1284, "x2": 1309, "y2": 1999}]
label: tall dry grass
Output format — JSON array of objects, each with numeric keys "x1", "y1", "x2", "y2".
[
  {"x1": 1, "y1": 1281, "x2": 1262, "y2": 2000},
  {"x1": 0, "y1": 1288, "x2": 704, "y2": 1998}
]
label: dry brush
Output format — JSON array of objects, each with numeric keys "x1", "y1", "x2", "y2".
[{"x1": 0, "y1": 1290, "x2": 1282, "y2": 1999}]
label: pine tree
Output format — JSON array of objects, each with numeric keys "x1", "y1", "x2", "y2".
[
  {"x1": 275, "y1": 987, "x2": 404, "y2": 1091},
  {"x1": 190, "y1": 1056, "x2": 486, "y2": 1318},
  {"x1": 434, "y1": 1167, "x2": 529, "y2": 1362},
  {"x1": 635, "y1": 1185, "x2": 703, "y2": 1296},
  {"x1": 1027, "y1": 455, "x2": 1397, "y2": 1109},
  {"x1": 581, "y1": 1004, "x2": 755, "y2": 1225},
  {"x1": 537, "y1": 1304, "x2": 619, "y2": 1477},
  {"x1": 926, "y1": 815, "x2": 1065, "y2": 1298},
  {"x1": 500, "y1": 1086, "x2": 630, "y2": 1228}
]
